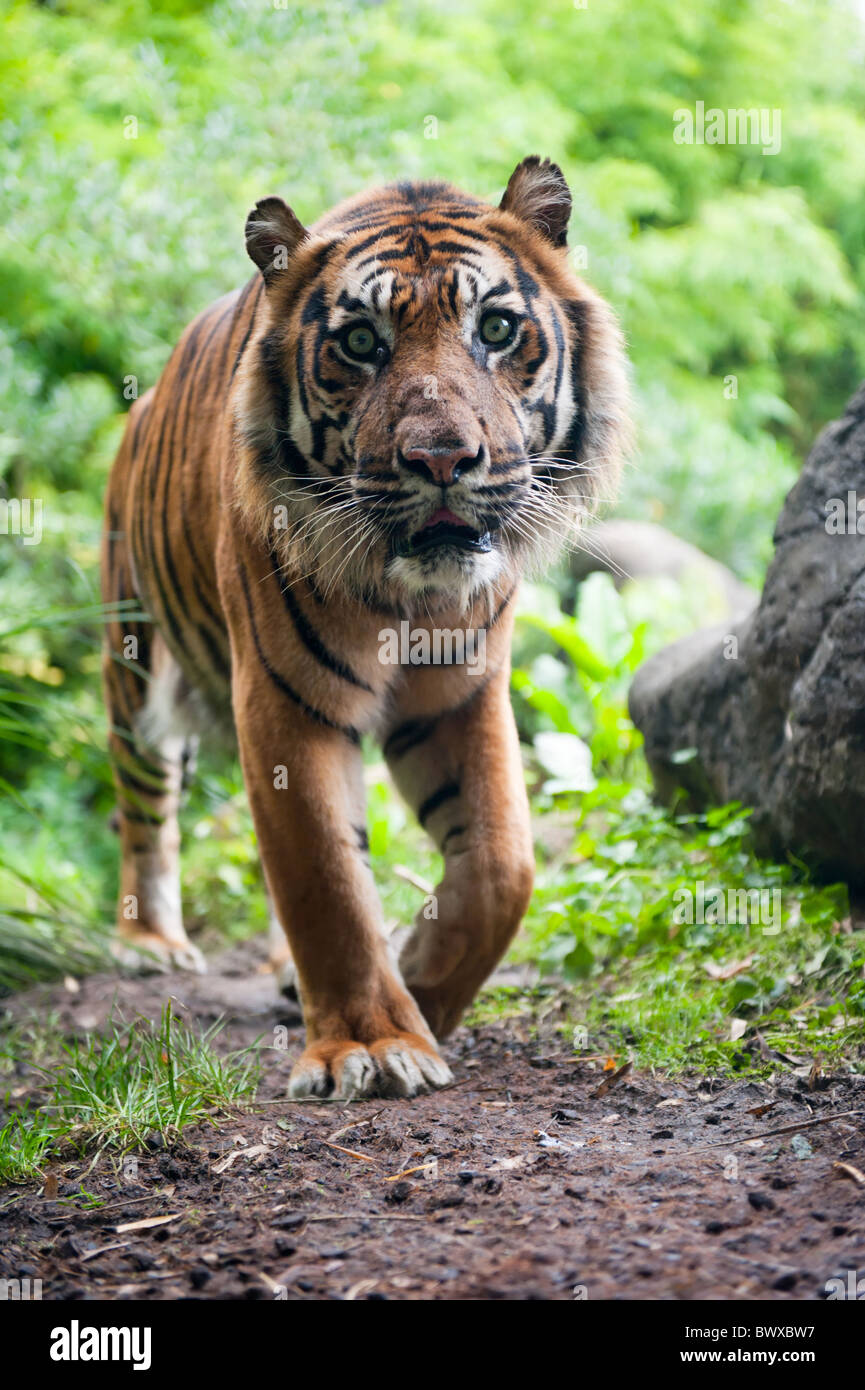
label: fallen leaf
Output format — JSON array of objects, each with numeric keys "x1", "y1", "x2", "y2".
[
  {"x1": 258, "y1": 1270, "x2": 286, "y2": 1296},
  {"x1": 833, "y1": 1161, "x2": 865, "y2": 1186},
  {"x1": 345, "y1": 1279, "x2": 378, "y2": 1301},
  {"x1": 534, "y1": 1130, "x2": 574, "y2": 1151},
  {"x1": 656, "y1": 1098, "x2": 686, "y2": 1109},
  {"x1": 323, "y1": 1141, "x2": 377, "y2": 1163},
  {"x1": 704, "y1": 955, "x2": 754, "y2": 981},
  {"x1": 747, "y1": 1101, "x2": 779, "y2": 1118},
  {"x1": 730, "y1": 1018, "x2": 748, "y2": 1042},
  {"x1": 213, "y1": 1143, "x2": 270, "y2": 1174},
  {"x1": 82, "y1": 1240, "x2": 130, "y2": 1263},
  {"x1": 43, "y1": 1174, "x2": 58, "y2": 1200},
  {"x1": 385, "y1": 1163, "x2": 435, "y2": 1181},
  {"x1": 591, "y1": 1061, "x2": 632, "y2": 1098},
  {"x1": 116, "y1": 1213, "x2": 181, "y2": 1234}
]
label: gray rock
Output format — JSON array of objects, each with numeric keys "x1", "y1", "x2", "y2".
[
  {"x1": 571, "y1": 518, "x2": 757, "y2": 619},
  {"x1": 629, "y1": 383, "x2": 865, "y2": 884}
]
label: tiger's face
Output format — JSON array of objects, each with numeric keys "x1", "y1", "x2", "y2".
[{"x1": 236, "y1": 157, "x2": 630, "y2": 612}]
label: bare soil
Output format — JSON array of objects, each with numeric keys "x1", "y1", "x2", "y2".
[{"x1": 2, "y1": 946, "x2": 864, "y2": 1302}]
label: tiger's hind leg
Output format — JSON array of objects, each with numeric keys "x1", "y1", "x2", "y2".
[{"x1": 103, "y1": 618, "x2": 206, "y2": 975}]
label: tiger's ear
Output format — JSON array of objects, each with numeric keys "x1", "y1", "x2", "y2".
[
  {"x1": 245, "y1": 196, "x2": 309, "y2": 283},
  {"x1": 499, "y1": 156, "x2": 572, "y2": 248}
]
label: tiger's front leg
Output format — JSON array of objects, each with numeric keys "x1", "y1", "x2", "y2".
[
  {"x1": 385, "y1": 661, "x2": 535, "y2": 1039},
  {"x1": 225, "y1": 575, "x2": 451, "y2": 1098}
]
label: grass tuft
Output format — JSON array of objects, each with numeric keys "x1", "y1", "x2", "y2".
[{"x1": 0, "y1": 1002, "x2": 260, "y2": 1184}]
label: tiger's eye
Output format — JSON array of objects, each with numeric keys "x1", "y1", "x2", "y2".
[
  {"x1": 480, "y1": 311, "x2": 516, "y2": 347},
  {"x1": 343, "y1": 324, "x2": 377, "y2": 359}
]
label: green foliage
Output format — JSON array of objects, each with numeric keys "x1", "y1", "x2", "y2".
[
  {"x1": 0, "y1": 0, "x2": 863, "y2": 1073},
  {"x1": 0, "y1": 1003, "x2": 259, "y2": 1180},
  {"x1": 513, "y1": 578, "x2": 862, "y2": 1073}
]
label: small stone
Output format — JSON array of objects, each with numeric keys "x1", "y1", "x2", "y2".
[
  {"x1": 274, "y1": 1212, "x2": 306, "y2": 1230},
  {"x1": 748, "y1": 1191, "x2": 776, "y2": 1212},
  {"x1": 385, "y1": 1181, "x2": 412, "y2": 1205},
  {"x1": 429, "y1": 1193, "x2": 464, "y2": 1211}
]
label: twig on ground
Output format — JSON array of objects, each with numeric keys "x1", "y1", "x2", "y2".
[{"x1": 690, "y1": 1108, "x2": 863, "y2": 1152}]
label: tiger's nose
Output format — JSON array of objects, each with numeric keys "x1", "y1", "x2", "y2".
[{"x1": 400, "y1": 443, "x2": 484, "y2": 487}]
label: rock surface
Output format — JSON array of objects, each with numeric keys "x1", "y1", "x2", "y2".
[
  {"x1": 571, "y1": 518, "x2": 756, "y2": 619},
  {"x1": 629, "y1": 383, "x2": 865, "y2": 884}
]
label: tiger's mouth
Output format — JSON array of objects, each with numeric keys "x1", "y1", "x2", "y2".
[{"x1": 395, "y1": 507, "x2": 492, "y2": 560}]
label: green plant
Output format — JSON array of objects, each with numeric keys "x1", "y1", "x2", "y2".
[{"x1": 0, "y1": 1002, "x2": 260, "y2": 1182}]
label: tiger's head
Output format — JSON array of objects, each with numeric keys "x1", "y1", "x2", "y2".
[{"x1": 234, "y1": 157, "x2": 630, "y2": 613}]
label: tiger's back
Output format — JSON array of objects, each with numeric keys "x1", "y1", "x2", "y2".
[{"x1": 104, "y1": 281, "x2": 264, "y2": 723}]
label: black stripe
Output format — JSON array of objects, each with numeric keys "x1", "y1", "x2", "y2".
[
  {"x1": 270, "y1": 551, "x2": 374, "y2": 692},
  {"x1": 561, "y1": 300, "x2": 588, "y2": 464},
  {"x1": 122, "y1": 809, "x2": 167, "y2": 827},
  {"x1": 137, "y1": 408, "x2": 191, "y2": 662},
  {"x1": 441, "y1": 824, "x2": 466, "y2": 852},
  {"x1": 383, "y1": 718, "x2": 436, "y2": 761},
  {"x1": 490, "y1": 585, "x2": 516, "y2": 627},
  {"x1": 172, "y1": 299, "x2": 236, "y2": 592},
  {"x1": 115, "y1": 767, "x2": 168, "y2": 799},
  {"x1": 418, "y1": 780, "x2": 460, "y2": 827},
  {"x1": 130, "y1": 399, "x2": 150, "y2": 452},
  {"x1": 344, "y1": 226, "x2": 413, "y2": 262},
  {"x1": 230, "y1": 275, "x2": 265, "y2": 381},
  {"x1": 238, "y1": 562, "x2": 360, "y2": 743},
  {"x1": 480, "y1": 279, "x2": 513, "y2": 302}
]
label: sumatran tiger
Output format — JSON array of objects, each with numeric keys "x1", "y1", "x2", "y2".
[{"x1": 101, "y1": 156, "x2": 630, "y2": 1099}]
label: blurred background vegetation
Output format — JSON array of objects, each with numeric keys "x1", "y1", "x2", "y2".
[{"x1": 1, "y1": 0, "x2": 863, "y2": 1069}]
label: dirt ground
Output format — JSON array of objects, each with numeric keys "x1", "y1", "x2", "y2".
[{"x1": 2, "y1": 945, "x2": 864, "y2": 1302}]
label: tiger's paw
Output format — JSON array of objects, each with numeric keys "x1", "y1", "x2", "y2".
[
  {"x1": 111, "y1": 927, "x2": 207, "y2": 976},
  {"x1": 289, "y1": 1034, "x2": 453, "y2": 1100}
]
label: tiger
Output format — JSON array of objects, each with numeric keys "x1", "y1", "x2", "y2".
[{"x1": 101, "y1": 156, "x2": 630, "y2": 1099}]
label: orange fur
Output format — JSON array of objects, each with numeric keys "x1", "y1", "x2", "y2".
[{"x1": 101, "y1": 158, "x2": 629, "y2": 1097}]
